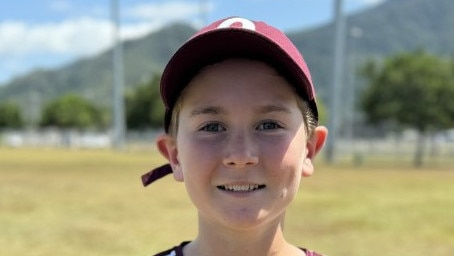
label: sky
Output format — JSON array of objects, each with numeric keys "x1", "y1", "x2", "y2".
[{"x1": 0, "y1": 0, "x2": 386, "y2": 85}]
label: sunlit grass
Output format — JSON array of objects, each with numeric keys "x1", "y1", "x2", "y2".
[{"x1": 0, "y1": 147, "x2": 453, "y2": 256}]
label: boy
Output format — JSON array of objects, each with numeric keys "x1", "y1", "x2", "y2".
[{"x1": 141, "y1": 17, "x2": 328, "y2": 256}]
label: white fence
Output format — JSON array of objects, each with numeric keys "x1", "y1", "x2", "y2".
[
  {"x1": 1, "y1": 129, "x2": 112, "y2": 148},
  {"x1": 0, "y1": 129, "x2": 162, "y2": 149}
]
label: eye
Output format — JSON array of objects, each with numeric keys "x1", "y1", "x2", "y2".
[
  {"x1": 199, "y1": 122, "x2": 226, "y2": 132},
  {"x1": 257, "y1": 120, "x2": 283, "y2": 130}
]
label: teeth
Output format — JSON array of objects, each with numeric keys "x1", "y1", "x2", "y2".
[{"x1": 222, "y1": 184, "x2": 261, "y2": 192}]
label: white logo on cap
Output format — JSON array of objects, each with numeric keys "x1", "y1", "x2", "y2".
[{"x1": 217, "y1": 17, "x2": 256, "y2": 31}]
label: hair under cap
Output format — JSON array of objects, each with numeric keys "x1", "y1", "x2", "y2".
[{"x1": 142, "y1": 16, "x2": 318, "y2": 187}]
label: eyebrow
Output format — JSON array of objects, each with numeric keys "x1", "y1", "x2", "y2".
[
  {"x1": 257, "y1": 104, "x2": 292, "y2": 115},
  {"x1": 190, "y1": 106, "x2": 225, "y2": 117}
]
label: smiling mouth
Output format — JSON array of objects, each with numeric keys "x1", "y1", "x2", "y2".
[{"x1": 217, "y1": 184, "x2": 266, "y2": 192}]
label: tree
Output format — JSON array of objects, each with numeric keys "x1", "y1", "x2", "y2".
[
  {"x1": 0, "y1": 102, "x2": 24, "y2": 129},
  {"x1": 125, "y1": 74, "x2": 165, "y2": 130},
  {"x1": 40, "y1": 94, "x2": 105, "y2": 129},
  {"x1": 360, "y1": 50, "x2": 454, "y2": 166}
]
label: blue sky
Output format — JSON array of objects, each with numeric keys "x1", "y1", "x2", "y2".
[{"x1": 0, "y1": 0, "x2": 386, "y2": 85}]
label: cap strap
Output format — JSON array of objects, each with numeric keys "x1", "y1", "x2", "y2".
[{"x1": 141, "y1": 164, "x2": 173, "y2": 187}]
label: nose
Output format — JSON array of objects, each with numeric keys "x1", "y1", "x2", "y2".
[{"x1": 222, "y1": 131, "x2": 259, "y2": 168}]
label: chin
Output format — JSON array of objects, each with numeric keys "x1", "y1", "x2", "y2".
[{"x1": 214, "y1": 207, "x2": 285, "y2": 231}]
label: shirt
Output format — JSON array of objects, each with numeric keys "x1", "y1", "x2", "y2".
[{"x1": 153, "y1": 241, "x2": 325, "y2": 256}]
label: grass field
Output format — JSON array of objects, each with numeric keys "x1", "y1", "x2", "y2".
[{"x1": 0, "y1": 147, "x2": 453, "y2": 256}]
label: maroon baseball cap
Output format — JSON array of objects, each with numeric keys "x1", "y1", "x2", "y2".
[{"x1": 142, "y1": 16, "x2": 318, "y2": 187}]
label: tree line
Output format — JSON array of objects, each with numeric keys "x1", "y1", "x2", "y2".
[{"x1": 0, "y1": 72, "x2": 165, "y2": 131}]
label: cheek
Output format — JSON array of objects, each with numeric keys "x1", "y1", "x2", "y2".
[
  {"x1": 274, "y1": 147, "x2": 304, "y2": 201},
  {"x1": 177, "y1": 136, "x2": 221, "y2": 175},
  {"x1": 263, "y1": 135, "x2": 307, "y2": 171},
  {"x1": 261, "y1": 134, "x2": 307, "y2": 195}
]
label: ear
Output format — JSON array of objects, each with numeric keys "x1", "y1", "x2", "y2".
[
  {"x1": 156, "y1": 133, "x2": 184, "y2": 182},
  {"x1": 301, "y1": 126, "x2": 328, "y2": 177}
]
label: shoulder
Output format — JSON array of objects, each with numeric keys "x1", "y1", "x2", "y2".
[{"x1": 153, "y1": 241, "x2": 190, "y2": 256}]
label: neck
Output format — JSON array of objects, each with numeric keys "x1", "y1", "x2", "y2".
[{"x1": 184, "y1": 213, "x2": 303, "y2": 256}]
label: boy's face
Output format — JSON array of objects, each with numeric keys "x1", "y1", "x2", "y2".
[{"x1": 158, "y1": 59, "x2": 325, "y2": 230}]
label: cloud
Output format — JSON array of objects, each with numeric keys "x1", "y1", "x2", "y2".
[
  {"x1": 0, "y1": 18, "x2": 112, "y2": 58},
  {"x1": 0, "y1": 1, "x2": 203, "y2": 58},
  {"x1": 0, "y1": 1, "x2": 207, "y2": 83},
  {"x1": 0, "y1": 17, "x2": 114, "y2": 83}
]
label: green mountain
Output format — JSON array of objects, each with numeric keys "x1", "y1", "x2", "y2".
[
  {"x1": 1, "y1": 0, "x2": 453, "y2": 114},
  {"x1": 288, "y1": 0, "x2": 454, "y2": 99}
]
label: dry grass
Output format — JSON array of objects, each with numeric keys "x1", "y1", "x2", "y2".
[{"x1": 0, "y1": 147, "x2": 453, "y2": 256}]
